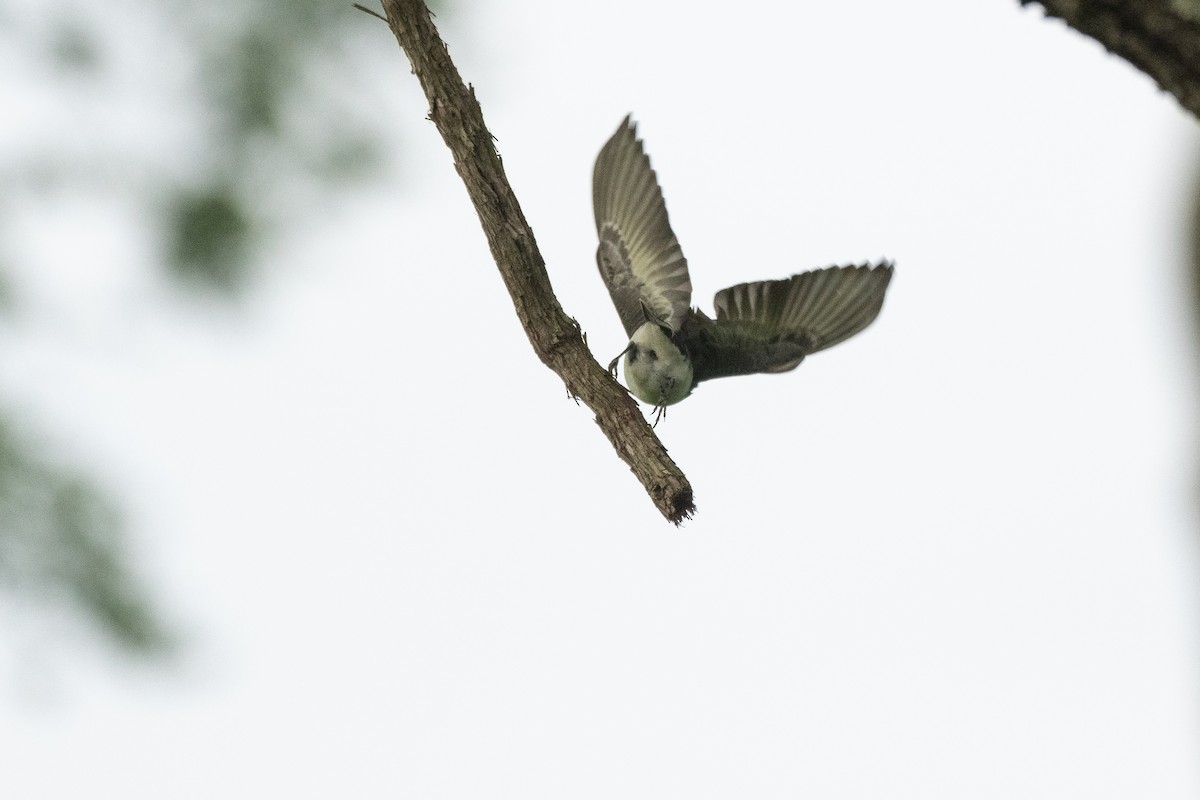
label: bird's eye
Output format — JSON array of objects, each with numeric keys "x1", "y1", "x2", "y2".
[
  {"x1": 647, "y1": 350, "x2": 658, "y2": 361},
  {"x1": 628, "y1": 344, "x2": 638, "y2": 362}
]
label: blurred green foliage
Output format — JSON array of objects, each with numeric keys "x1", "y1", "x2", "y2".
[
  {"x1": 169, "y1": 187, "x2": 252, "y2": 293},
  {"x1": 156, "y1": 0, "x2": 395, "y2": 291},
  {"x1": 0, "y1": 0, "x2": 424, "y2": 658},
  {"x1": 0, "y1": 421, "x2": 170, "y2": 654}
]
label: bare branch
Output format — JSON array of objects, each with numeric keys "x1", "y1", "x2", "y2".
[
  {"x1": 1022, "y1": 0, "x2": 1200, "y2": 120},
  {"x1": 374, "y1": 0, "x2": 695, "y2": 523}
]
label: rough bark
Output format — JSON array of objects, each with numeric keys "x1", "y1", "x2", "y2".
[
  {"x1": 1023, "y1": 0, "x2": 1200, "y2": 120},
  {"x1": 374, "y1": 0, "x2": 694, "y2": 523}
]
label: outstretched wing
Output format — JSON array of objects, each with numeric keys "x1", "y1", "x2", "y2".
[
  {"x1": 593, "y1": 116, "x2": 692, "y2": 336},
  {"x1": 685, "y1": 262, "x2": 893, "y2": 383}
]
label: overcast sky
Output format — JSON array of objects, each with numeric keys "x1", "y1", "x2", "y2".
[{"x1": 3, "y1": 0, "x2": 1200, "y2": 797}]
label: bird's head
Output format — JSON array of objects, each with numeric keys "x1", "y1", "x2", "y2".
[{"x1": 620, "y1": 322, "x2": 694, "y2": 409}]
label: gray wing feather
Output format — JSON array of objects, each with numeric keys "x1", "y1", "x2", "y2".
[
  {"x1": 593, "y1": 116, "x2": 692, "y2": 336},
  {"x1": 687, "y1": 262, "x2": 893, "y2": 383}
]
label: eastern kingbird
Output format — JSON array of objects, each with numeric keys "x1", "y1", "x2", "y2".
[{"x1": 593, "y1": 115, "x2": 893, "y2": 422}]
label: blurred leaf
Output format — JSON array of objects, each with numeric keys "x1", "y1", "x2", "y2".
[
  {"x1": 167, "y1": 187, "x2": 252, "y2": 293},
  {"x1": 221, "y1": 30, "x2": 289, "y2": 136},
  {"x1": 51, "y1": 482, "x2": 171, "y2": 653},
  {"x1": 0, "y1": 421, "x2": 171, "y2": 655}
]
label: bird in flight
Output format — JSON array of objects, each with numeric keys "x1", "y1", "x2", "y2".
[{"x1": 593, "y1": 115, "x2": 894, "y2": 423}]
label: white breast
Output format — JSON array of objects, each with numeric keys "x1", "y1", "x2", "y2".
[{"x1": 623, "y1": 323, "x2": 694, "y2": 407}]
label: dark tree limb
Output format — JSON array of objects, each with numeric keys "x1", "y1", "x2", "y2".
[
  {"x1": 374, "y1": 0, "x2": 694, "y2": 523},
  {"x1": 1022, "y1": 0, "x2": 1200, "y2": 120}
]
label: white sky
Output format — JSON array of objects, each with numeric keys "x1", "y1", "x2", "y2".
[{"x1": 3, "y1": 0, "x2": 1200, "y2": 797}]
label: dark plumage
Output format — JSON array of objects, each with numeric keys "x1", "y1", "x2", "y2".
[{"x1": 593, "y1": 115, "x2": 893, "y2": 408}]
